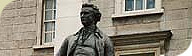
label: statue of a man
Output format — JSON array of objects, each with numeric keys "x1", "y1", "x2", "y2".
[{"x1": 56, "y1": 3, "x2": 114, "y2": 56}]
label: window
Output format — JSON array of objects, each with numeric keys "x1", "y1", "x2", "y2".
[
  {"x1": 125, "y1": 0, "x2": 155, "y2": 11},
  {"x1": 116, "y1": 48, "x2": 160, "y2": 56},
  {"x1": 146, "y1": 0, "x2": 155, "y2": 9},
  {"x1": 113, "y1": 0, "x2": 163, "y2": 17},
  {"x1": 43, "y1": 0, "x2": 56, "y2": 44},
  {"x1": 120, "y1": 52, "x2": 155, "y2": 56}
]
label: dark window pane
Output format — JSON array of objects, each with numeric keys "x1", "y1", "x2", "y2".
[
  {"x1": 45, "y1": 33, "x2": 52, "y2": 43},
  {"x1": 54, "y1": 10, "x2": 56, "y2": 19},
  {"x1": 147, "y1": 0, "x2": 155, "y2": 9},
  {"x1": 45, "y1": 10, "x2": 53, "y2": 20},
  {"x1": 54, "y1": 0, "x2": 56, "y2": 9},
  {"x1": 120, "y1": 52, "x2": 155, "y2": 56},
  {"x1": 125, "y1": 0, "x2": 134, "y2": 11},
  {"x1": 46, "y1": 0, "x2": 53, "y2": 9},
  {"x1": 136, "y1": 0, "x2": 143, "y2": 10},
  {"x1": 53, "y1": 22, "x2": 55, "y2": 31},
  {"x1": 53, "y1": 32, "x2": 55, "y2": 39},
  {"x1": 45, "y1": 22, "x2": 54, "y2": 31}
]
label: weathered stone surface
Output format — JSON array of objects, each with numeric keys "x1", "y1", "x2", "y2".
[
  {"x1": 188, "y1": 29, "x2": 192, "y2": 39},
  {"x1": 21, "y1": 32, "x2": 36, "y2": 40},
  {"x1": 0, "y1": 24, "x2": 13, "y2": 42},
  {"x1": 13, "y1": 23, "x2": 36, "y2": 33},
  {"x1": 99, "y1": 26, "x2": 116, "y2": 36},
  {"x1": 188, "y1": 8, "x2": 192, "y2": 29},
  {"x1": 189, "y1": 8, "x2": 192, "y2": 19},
  {"x1": 142, "y1": 14, "x2": 162, "y2": 23},
  {"x1": 189, "y1": 18, "x2": 192, "y2": 29},
  {"x1": 21, "y1": 48, "x2": 34, "y2": 56},
  {"x1": 1, "y1": 9, "x2": 19, "y2": 18},
  {"x1": 16, "y1": 39, "x2": 36, "y2": 48},
  {"x1": 166, "y1": 50, "x2": 186, "y2": 56},
  {"x1": 0, "y1": 41, "x2": 18, "y2": 49},
  {"x1": 22, "y1": 0, "x2": 37, "y2": 8},
  {"x1": 0, "y1": 0, "x2": 42, "y2": 56},
  {"x1": 0, "y1": 33, "x2": 10, "y2": 41},
  {"x1": 0, "y1": 50, "x2": 12, "y2": 56},
  {"x1": 0, "y1": 49, "x2": 21, "y2": 56},
  {"x1": 97, "y1": 0, "x2": 114, "y2": 9},
  {"x1": 13, "y1": 15, "x2": 36, "y2": 25},
  {"x1": 100, "y1": 7, "x2": 114, "y2": 18},
  {"x1": 18, "y1": 7, "x2": 36, "y2": 16},
  {"x1": 190, "y1": 0, "x2": 192, "y2": 8},
  {"x1": 169, "y1": 39, "x2": 191, "y2": 50},
  {"x1": 160, "y1": 18, "x2": 190, "y2": 30},
  {"x1": 33, "y1": 54, "x2": 54, "y2": 56},
  {"x1": 0, "y1": 15, "x2": 35, "y2": 26},
  {"x1": 98, "y1": 17, "x2": 113, "y2": 27},
  {"x1": 164, "y1": 8, "x2": 188, "y2": 21},
  {"x1": 3, "y1": 1, "x2": 22, "y2": 10},
  {"x1": 163, "y1": 0, "x2": 190, "y2": 10},
  {"x1": 171, "y1": 29, "x2": 189, "y2": 39},
  {"x1": 1, "y1": 17, "x2": 13, "y2": 26},
  {"x1": 11, "y1": 31, "x2": 36, "y2": 41},
  {"x1": 12, "y1": 0, "x2": 21, "y2": 2},
  {"x1": 116, "y1": 22, "x2": 160, "y2": 35},
  {"x1": 0, "y1": 25, "x2": 13, "y2": 33},
  {"x1": 113, "y1": 14, "x2": 162, "y2": 26},
  {"x1": 11, "y1": 49, "x2": 21, "y2": 56}
]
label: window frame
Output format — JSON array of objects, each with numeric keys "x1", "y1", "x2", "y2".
[
  {"x1": 115, "y1": 48, "x2": 160, "y2": 56},
  {"x1": 33, "y1": 0, "x2": 56, "y2": 48},
  {"x1": 124, "y1": 0, "x2": 155, "y2": 12},
  {"x1": 112, "y1": 0, "x2": 164, "y2": 18},
  {"x1": 42, "y1": 0, "x2": 56, "y2": 45}
]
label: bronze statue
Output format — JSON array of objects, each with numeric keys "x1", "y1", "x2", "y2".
[{"x1": 56, "y1": 3, "x2": 114, "y2": 56}]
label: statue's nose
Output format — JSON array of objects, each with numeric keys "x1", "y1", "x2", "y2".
[
  {"x1": 81, "y1": 14, "x2": 85, "y2": 16},
  {"x1": 81, "y1": 13, "x2": 86, "y2": 17},
  {"x1": 81, "y1": 14, "x2": 87, "y2": 19}
]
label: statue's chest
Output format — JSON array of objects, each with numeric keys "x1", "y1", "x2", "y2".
[
  {"x1": 77, "y1": 34, "x2": 97, "y2": 48},
  {"x1": 74, "y1": 34, "x2": 97, "y2": 56}
]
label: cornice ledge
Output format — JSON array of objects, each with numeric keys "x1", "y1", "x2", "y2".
[{"x1": 110, "y1": 30, "x2": 172, "y2": 46}]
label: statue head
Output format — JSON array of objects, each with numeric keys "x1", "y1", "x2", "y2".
[{"x1": 80, "y1": 3, "x2": 101, "y2": 27}]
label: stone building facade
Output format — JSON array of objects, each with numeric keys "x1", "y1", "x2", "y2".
[
  {"x1": 0, "y1": 0, "x2": 53, "y2": 56},
  {"x1": 0, "y1": 0, "x2": 191, "y2": 56},
  {"x1": 91, "y1": 0, "x2": 192, "y2": 56}
]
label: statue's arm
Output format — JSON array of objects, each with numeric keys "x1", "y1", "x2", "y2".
[
  {"x1": 104, "y1": 37, "x2": 115, "y2": 56},
  {"x1": 56, "y1": 38, "x2": 69, "y2": 56}
]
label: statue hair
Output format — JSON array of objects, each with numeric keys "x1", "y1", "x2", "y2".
[{"x1": 82, "y1": 3, "x2": 101, "y2": 22}]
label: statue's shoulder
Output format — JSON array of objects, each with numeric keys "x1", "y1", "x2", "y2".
[{"x1": 65, "y1": 34, "x2": 77, "y2": 40}]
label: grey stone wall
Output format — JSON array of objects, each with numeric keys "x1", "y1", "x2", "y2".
[
  {"x1": 161, "y1": 0, "x2": 192, "y2": 56},
  {"x1": 0, "y1": 0, "x2": 53, "y2": 56},
  {"x1": 90, "y1": 0, "x2": 116, "y2": 36},
  {"x1": 91, "y1": 0, "x2": 192, "y2": 56}
]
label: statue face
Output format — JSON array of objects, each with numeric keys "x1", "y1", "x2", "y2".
[{"x1": 80, "y1": 7, "x2": 95, "y2": 27}]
